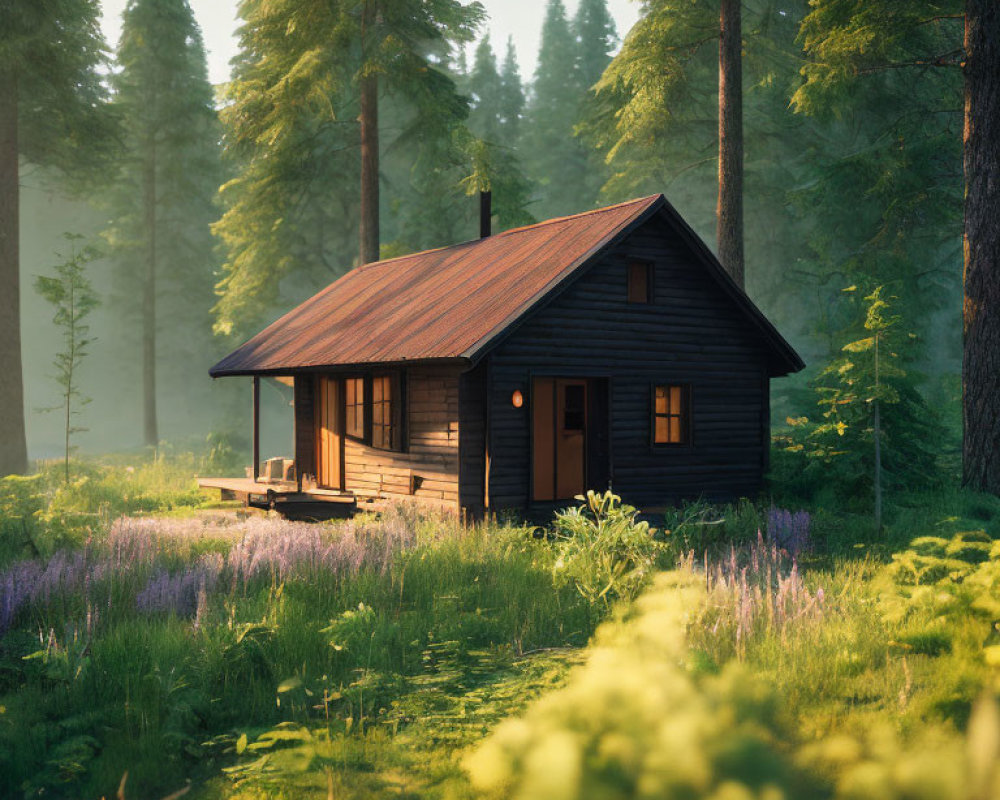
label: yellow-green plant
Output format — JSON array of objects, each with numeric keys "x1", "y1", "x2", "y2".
[
  {"x1": 551, "y1": 490, "x2": 665, "y2": 607},
  {"x1": 466, "y1": 568, "x2": 1000, "y2": 800}
]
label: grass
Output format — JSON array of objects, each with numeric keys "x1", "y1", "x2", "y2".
[
  {"x1": 3, "y1": 453, "x2": 1000, "y2": 798},
  {"x1": 0, "y1": 499, "x2": 599, "y2": 799}
]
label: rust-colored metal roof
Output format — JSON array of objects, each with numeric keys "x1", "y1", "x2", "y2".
[
  {"x1": 210, "y1": 195, "x2": 664, "y2": 376},
  {"x1": 210, "y1": 194, "x2": 804, "y2": 377}
]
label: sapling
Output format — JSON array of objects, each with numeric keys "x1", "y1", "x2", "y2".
[
  {"x1": 34, "y1": 234, "x2": 100, "y2": 484},
  {"x1": 814, "y1": 287, "x2": 906, "y2": 531}
]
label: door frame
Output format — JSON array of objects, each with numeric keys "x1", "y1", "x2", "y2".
[
  {"x1": 314, "y1": 375, "x2": 345, "y2": 491},
  {"x1": 528, "y1": 373, "x2": 611, "y2": 504}
]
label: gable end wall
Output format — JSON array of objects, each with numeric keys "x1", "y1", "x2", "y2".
[{"x1": 486, "y1": 214, "x2": 771, "y2": 510}]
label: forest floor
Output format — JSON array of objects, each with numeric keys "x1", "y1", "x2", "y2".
[{"x1": 2, "y1": 455, "x2": 1000, "y2": 799}]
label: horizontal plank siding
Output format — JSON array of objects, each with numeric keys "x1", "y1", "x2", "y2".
[
  {"x1": 458, "y1": 362, "x2": 487, "y2": 516},
  {"x1": 293, "y1": 376, "x2": 316, "y2": 480},
  {"x1": 487, "y1": 213, "x2": 771, "y2": 512},
  {"x1": 344, "y1": 366, "x2": 461, "y2": 508}
]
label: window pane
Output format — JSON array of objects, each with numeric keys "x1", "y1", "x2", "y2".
[
  {"x1": 628, "y1": 263, "x2": 650, "y2": 303},
  {"x1": 655, "y1": 386, "x2": 667, "y2": 414},
  {"x1": 655, "y1": 416, "x2": 668, "y2": 444},
  {"x1": 670, "y1": 386, "x2": 682, "y2": 413},
  {"x1": 669, "y1": 417, "x2": 682, "y2": 443}
]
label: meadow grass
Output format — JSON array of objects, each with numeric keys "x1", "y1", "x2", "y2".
[
  {"x1": 4, "y1": 453, "x2": 1000, "y2": 798},
  {"x1": 0, "y1": 503, "x2": 599, "y2": 799}
]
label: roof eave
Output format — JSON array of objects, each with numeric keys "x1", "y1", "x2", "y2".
[{"x1": 209, "y1": 355, "x2": 471, "y2": 379}]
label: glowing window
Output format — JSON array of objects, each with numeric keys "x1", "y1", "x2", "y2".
[{"x1": 653, "y1": 385, "x2": 689, "y2": 445}]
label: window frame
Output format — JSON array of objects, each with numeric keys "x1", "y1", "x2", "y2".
[
  {"x1": 370, "y1": 373, "x2": 405, "y2": 452},
  {"x1": 650, "y1": 383, "x2": 692, "y2": 447},
  {"x1": 627, "y1": 261, "x2": 653, "y2": 304},
  {"x1": 344, "y1": 375, "x2": 367, "y2": 442}
]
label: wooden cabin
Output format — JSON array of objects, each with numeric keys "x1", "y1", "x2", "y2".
[{"x1": 204, "y1": 194, "x2": 803, "y2": 518}]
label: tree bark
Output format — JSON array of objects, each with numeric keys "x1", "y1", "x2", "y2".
[
  {"x1": 0, "y1": 71, "x2": 28, "y2": 477},
  {"x1": 962, "y1": 0, "x2": 1000, "y2": 494},
  {"x1": 142, "y1": 134, "x2": 158, "y2": 447},
  {"x1": 359, "y1": 0, "x2": 380, "y2": 266},
  {"x1": 717, "y1": 0, "x2": 744, "y2": 288}
]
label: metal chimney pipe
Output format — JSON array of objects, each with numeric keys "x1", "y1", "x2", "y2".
[{"x1": 480, "y1": 190, "x2": 492, "y2": 238}]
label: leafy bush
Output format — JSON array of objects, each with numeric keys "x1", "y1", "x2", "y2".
[
  {"x1": 551, "y1": 490, "x2": 665, "y2": 607},
  {"x1": 466, "y1": 569, "x2": 1000, "y2": 800}
]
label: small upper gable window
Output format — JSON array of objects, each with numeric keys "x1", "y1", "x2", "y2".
[{"x1": 627, "y1": 262, "x2": 652, "y2": 304}]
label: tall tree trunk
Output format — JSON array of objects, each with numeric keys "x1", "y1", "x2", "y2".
[
  {"x1": 0, "y1": 72, "x2": 28, "y2": 477},
  {"x1": 717, "y1": 0, "x2": 744, "y2": 288},
  {"x1": 359, "y1": 0, "x2": 380, "y2": 265},
  {"x1": 143, "y1": 136, "x2": 158, "y2": 447},
  {"x1": 962, "y1": 0, "x2": 1000, "y2": 494}
]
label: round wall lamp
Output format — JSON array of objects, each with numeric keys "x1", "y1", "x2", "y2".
[{"x1": 511, "y1": 389, "x2": 524, "y2": 408}]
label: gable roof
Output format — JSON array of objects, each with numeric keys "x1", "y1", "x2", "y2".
[{"x1": 210, "y1": 194, "x2": 804, "y2": 378}]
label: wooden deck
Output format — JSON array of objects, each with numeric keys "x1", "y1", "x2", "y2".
[{"x1": 197, "y1": 477, "x2": 357, "y2": 520}]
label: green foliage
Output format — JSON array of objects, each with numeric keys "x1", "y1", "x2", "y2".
[
  {"x1": 34, "y1": 233, "x2": 101, "y2": 483},
  {"x1": 522, "y1": 0, "x2": 616, "y2": 219},
  {"x1": 550, "y1": 490, "x2": 665, "y2": 608},
  {"x1": 213, "y1": 0, "x2": 486, "y2": 337},
  {"x1": 468, "y1": 559, "x2": 1000, "y2": 800},
  {"x1": 100, "y1": 0, "x2": 226, "y2": 443},
  {"x1": 781, "y1": 287, "x2": 940, "y2": 508},
  {"x1": 0, "y1": 507, "x2": 597, "y2": 798},
  {"x1": 1, "y1": 0, "x2": 117, "y2": 178},
  {"x1": 790, "y1": 0, "x2": 964, "y2": 374},
  {"x1": 661, "y1": 498, "x2": 765, "y2": 557}
]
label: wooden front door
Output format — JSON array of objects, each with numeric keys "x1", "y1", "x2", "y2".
[
  {"x1": 532, "y1": 378, "x2": 588, "y2": 501},
  {"x1": 316, "y1": 377, "x2": 343, "y2": 490}
]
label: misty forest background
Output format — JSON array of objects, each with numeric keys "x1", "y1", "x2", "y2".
[{"x1": 2, "y1": 0, "x2": 982, "y2": 501}]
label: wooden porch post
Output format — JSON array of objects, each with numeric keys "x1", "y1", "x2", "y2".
[{"x1": 252, "y1": 375, "x2": 260, "y2": 481}]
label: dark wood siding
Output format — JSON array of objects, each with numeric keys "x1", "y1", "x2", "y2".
[
  {"x1": 486, "y1": 214, "x2": 771, "y2": 511},
  {"x1": 458, "y1": 363, "x2": 487, "y2": 516},
  {"x1": 293, "y1": 376, "x2": 316, "y2": 480}
]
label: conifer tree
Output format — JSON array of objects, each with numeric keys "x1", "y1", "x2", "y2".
[
  {"x1": 213, "y1": 0, "x2": 483, "y2": 337},
  {"x1": 590, "y1": 1, "x2": 808, "y2": 294},
  {"x1": 574, "y1": 0, "x2": 618, "y2": 92},
  {"x1": 791, "y1": 1, "x2": 998, "y2": 493},
  {"x1": 523, "y1": 0, "x2": 584, "y2": 219},
  {"x1": 468, "y1": 35, "x2": 504, "y2": 142},
  {"x1": 0, "y1": 0, "x2": 114, "y2": 477},
  {"x1": 962, "y1": 0, "x2": 1000, "y2": 493},
  {"x1": 498, "y1": 38, "x2": 525, "y2": 148},
  {"x1": 523, "y1": 0, "x2": 616, "y2": 219},
  {"x1": 105, "y1": 0, "x2": 222, "y2": 447}
]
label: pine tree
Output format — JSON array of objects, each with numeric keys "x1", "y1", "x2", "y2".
[
  {"x1": 589, "y1": 1, "x2": 810, "y2": 295},
  {"x1": 0, "y1": 0, "x2": 114, "y2": 478},
  {"x1": 790, "y1": 1, "x2": 999, "y2": 490},
  {"x1": 468, "y1": 35, "x2": 504, "y2": 142},
  {"x1": 498, "y1": 37, "x2": 525, "y2": 148},
  {"x1": 804, "y1": 287, "x2": 939, "y2": 523},
  {"x1": 573, "y1": 0, "x2": 617, "y2": 92},
  {"x1": 213, "y1": 0, "x2": 483, "y2": 337},
  {"x1": 105, "y1": 0, "x2": 222, "y2": 447},
  {"x1": 523, "y1": 0, "x2": 585, "y2": 219}
]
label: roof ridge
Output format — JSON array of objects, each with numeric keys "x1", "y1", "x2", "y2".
[{"x1": 348, "y1": 194, "x2": 662, "y2": 276}]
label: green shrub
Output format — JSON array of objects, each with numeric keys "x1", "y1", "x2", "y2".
[
  {"x1": 551, "y1": 490, "x2": 665, "y2": 608},
  {"x1": 466, "y1": 570, "x2": 1000, "y2": 800}
]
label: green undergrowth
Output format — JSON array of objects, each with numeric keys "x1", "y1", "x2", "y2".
[
  {"x1": 0, "y1": 450, "x2": 238, "y2": 565},
  {"x1": 0, "y1": 507, "x2": 600, "y2": 799}
]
